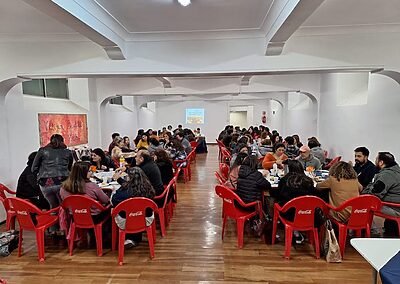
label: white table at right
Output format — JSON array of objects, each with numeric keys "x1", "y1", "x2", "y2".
[{"x1": 350, "y1": 238, "x2": 400, "y2": 284}]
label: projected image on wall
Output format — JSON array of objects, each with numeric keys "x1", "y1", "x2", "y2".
[{"x1": 186, "y1": 108, "x2": 204, "y2": 124}]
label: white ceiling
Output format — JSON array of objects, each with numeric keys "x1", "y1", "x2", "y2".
[
  {"x1": 303, "y1": 0, "x2": 400, "y2": 27},
  {"x1": 94, "y1": 0, "x2": 273, "y2": 33},
  {"x1": 0, "y1": 0, "x2": 77, "y2": 34}
]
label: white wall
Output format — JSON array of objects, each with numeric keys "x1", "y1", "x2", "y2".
[{"x1": 319, "y1": 73, "x2": 400, "y2": 162}]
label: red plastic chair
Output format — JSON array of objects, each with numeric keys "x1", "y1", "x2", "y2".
[
  {"x1": 374, "y1": 202, "x2": 400, "y2": 236},
  {"x1": 7, "y1": 197, "x2": 59, "y2": 262},
  {"x1": 323, "y1": 156, "x2": 341, "y2": 170},
  {"x1": 219, "y1": 163, "x2": 230, "y2": 181},
  {"x1": 111, "y1": 197, "x2": 158, "y2": 264},
  {"x1": 61, "y1": 195, "x2": 111, "y2": 257},
  {"x1": 154, "y1": 183, "x2": 171, "y2": 237},
  {"x1": 328, "y1": 195, "x2": 381, "y2": 258},
  {"x1": 173, "y1": 154, "x2": 191, "y2": 183},
  {"x1": 215, "y1": 185, "x2": 262, "y2": 249},
  {"x1": 220, "y1": 147, "x2": 232, "y2": 164},
  {"x1": 272, "y1": 196, "x2": 328, "y2": 259},
  {"x1": 166, "y1": 175, "x2": 179, "y2": 222},
  {"x1": 0, "y1": 183, "x2": 17, "y2": 230},
  {"x1": 190, "y1": 141, "x2": 198, "y2": 162},
  {"x1": 215, "y1": 171, "x2": 226, "y2": 185}
]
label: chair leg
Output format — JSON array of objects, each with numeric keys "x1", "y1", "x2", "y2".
[
  {"x1": 313, "y1": 228, "x2": 320, "y2": 259},
  {"x1": 152, "y1": 223, "x2": 156, "y2": 244},
  {"x1": 111, "y1": 221, "x2": 117, "y2": 251},
  {"x1": 397, "y1": 220, "x2": 400, "y2": 237},
  {"x1": 338, "y1": 226, "x2": 347, "y2": 259},
  {"x1": 146, "y1": 227, "x2": 155, "y2": 259},
  {"x1": 6, "y1": 214, "x2": 16, "y2": 230},
  {"x1": 94, "y1": 224, "x2": 103, "y2": 257},
  {"x1": 271, "y1": 213, "x2": 279, "y2": 245},
  {"x1": 221, "y1": 216, "x2": 227, "y2": 240},
  {"x1": 158, "y1": 209, "x2": 166, "y2": 237},
  {"x1": 236, "y1": 218, "x2": 245, "y2": 249},
  {"x1": 18, "y1": 229, "x2": 23, "y2": 257},
  {"x1": 36, "y1": 229, "x2": 45, "y2": 262},
  {"x1": 284, "y1": 226, "x2": 293, "y2": 259},
  {"x1": 68, "y1": 223, "x2": 76, "y2": 256},
  {"x1": 118, "y1": 230, "x2": 125, "y2": 266}
]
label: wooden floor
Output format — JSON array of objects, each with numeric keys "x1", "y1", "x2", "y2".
[{"x1": 0, "y1": 145, "x2": 375, "y2": 283}]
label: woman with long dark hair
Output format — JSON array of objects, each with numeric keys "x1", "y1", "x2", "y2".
[
  {"x1": 111, "y1": 167, "x2": 156, "y2": 248},
  {"x1": 153, "y1": 148, "x2": 174, "y2": 185},
  {"x1": 91, "y1": 148, "x2": 116, "y2": 171},
  {"x1": 60, "y1": 162, "x2": 110, "y2": 216},
  {"x1": 32, "y1": 134, "x2": 73, "y2": 209}
]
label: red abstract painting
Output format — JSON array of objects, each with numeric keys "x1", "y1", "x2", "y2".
[{"x1": 38, "y1": 114, "x2": 88, "y2": 147}]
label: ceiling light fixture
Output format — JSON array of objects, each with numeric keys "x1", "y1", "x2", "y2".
[{"x1": 178, "y1": 0, "x2": 191, "y2": 7}]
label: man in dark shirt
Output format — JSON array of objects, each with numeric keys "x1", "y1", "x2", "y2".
[
  {"x1": 135, "y1": 150, "x2": 164, "y2": 196},
  {"x1": 353, "y1": 146, "x2": 377, "y2": 188},
  {"x1": 108, "y1": 132, "x2": 120, "y2": 154}
]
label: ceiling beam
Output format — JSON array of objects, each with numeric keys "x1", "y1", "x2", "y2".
[
  {"x1": 23, "y1": 0, "x2": 127, "y2": 60},
  {"x1": 263, "y1": 0, "x2": 325, "y2": 56},
  {"x1": 155, "y1": 77, "x2": 172, "y2": 88}
]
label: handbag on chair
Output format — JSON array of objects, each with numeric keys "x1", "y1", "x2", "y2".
[{"x1": 322, "y1": 219, "x2": 342, "y2": 263}]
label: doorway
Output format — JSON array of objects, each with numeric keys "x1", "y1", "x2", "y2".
[{"x1": 229, "y1": 111, "x2": 247, "y2": 128}]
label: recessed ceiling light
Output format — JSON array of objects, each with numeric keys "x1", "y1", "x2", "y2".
[{"x1": 178, "y1": 0, "x2": 191, "y2": 7}]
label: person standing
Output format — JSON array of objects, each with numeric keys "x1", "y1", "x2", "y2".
[
  {"x1": 32, "y1": 134, "x2": 73, "y2": 209},
  {"x1": 353, "y1": 146, "x2": 377, "y2": 188}
]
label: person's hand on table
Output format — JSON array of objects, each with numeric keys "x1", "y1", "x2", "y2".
[
  {"x1": 100, "y1": 165, "x2": 107, "y2": 170},
  {"x1": 116, "y1": 166, "x2": 127, "y2": 173},
  {"x1": 113, "y1": 170, "x2": 124, "y2": 181}
]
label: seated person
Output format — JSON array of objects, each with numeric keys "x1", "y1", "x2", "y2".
[
  {"x1": 108, "y1": 132, "x2": 120, "y2": 154},
  {"x1": 316, "y1": 161, "x2": 360, "y2": 222},
  {"x1": 308, "y1": 138, "x2": 326, "y2": 165},
  {"x1": 166, "y1": 138, "x2": 188, "y2": 168},
  {"x1": 148, "y1": 137, "x2": 162, "y2": 154},
  {"x1": 135, "y1": 150, "x2": 164, "y2": 197},
  {"x1": 353, "y1": 146, "x2": 377, "y2": 188},
  {"x1": 60, "y1": 162, "x2": 110, "y2": 221},
  {"x1": 91, "y1": 148, "x2": 116, "y2": 171},
  {"x1": 258, "y1": 138, "x2": 273, "y2": 156},
  {"x1": 136, "y1": 134, "x2": 149, "y2": 149},
  {"x1": 284, "y1": 136, "x2": 299, "y2": 159},
  {"x1": 361, "y1": 152, "x2": 400, "y2": 217},
  {"x1": 153, "y1": 149, "x2": 174, "y2": 186},
  {"x1": 230, "y1": 143, "x2": 249, "y2": 168},
  {"x1": 262, "y1": 143, "x2": 288, "y2": 170},
  {"x1": 236, "y1": 155, "x2": 271, "y2": 209},
  {"x1": 16, "y1": 152, "x2": 50, "y2": 210},
  {"x1": 176, "y1": 132, "x2": 192, "y2": 154},
  {"x1": 112, "y1": 167, "x2": 155, "y2": 248},
  {"x1": 296, "y1": 145, "x2": 322, "y2": 170},
  {"x1": 271, "y1": 160, "x2": 316, "y2": 207},
  {"x1": 225, "y1": 152, "x2": 248, "y2": 189}
]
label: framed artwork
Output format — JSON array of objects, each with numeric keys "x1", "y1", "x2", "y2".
[{"x1": 38, "y1": 113, "x2": 88, "y2": 147}]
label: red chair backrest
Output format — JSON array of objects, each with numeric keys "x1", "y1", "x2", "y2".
[
  {"x1": 215, "y1": 185, "x2": 253, "y2": 218},
  {"x1": 7, "y1": 197, "x2": 43, "y2": 229},
  {"x1": 215, "y1": 171, "x2": 226, "y2": 185},
  {"x1": 112, "y1": 197, "x2": 158, "y2": 232},
  {"x1": 219, "y1": 163, "x2": 230, "y2": 180},
  {"x1": 279, "y1": 196, "x2": 327, "y2": 228},
  {"x1": 190, "y1": 141, "x2": 198, "y2": 148},
  {"x1": 220, "y1": 147, "x2": 232, "y2": 161},
  {"x1": 62, "y1": 195, "x2": 108, "y2": 227},
  {"x1": 216, "y1": 139, "x2": 225, "y2": 148},
  {"x1": 154, "y1": 182, "x2": 171, "y2": 208},
  {"x1": 339, "y1": 195, "x2": 381, "y2": 228},
  {"x1": 0, "y1": 184, "x2": 15, "y2": 211},
  {"x1": 326, "y1": 156, "x2": 341, "y2": 168}
]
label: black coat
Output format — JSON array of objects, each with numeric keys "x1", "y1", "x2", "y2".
[
  {"x1": 236, "y1": 165, "x2": 271, "y2": 203},
  {"x1": 31, "y1": 147, "x2": 73, "y2": 180},
  {"x1": 354, "y1": 160, "x2": 378, "y2": 188},
  {"x1": 139, "y1": 160, "x2": 165, "y2": 196},
  {"x1": 17, "y1": 164, "x2": 50, "y2": 210},
  {"x1": 156, "y1": 160, "x2": 174, "y2": 185},
  {"x1": 270, "y1": 172, "x2": 317, "y2": 206}
]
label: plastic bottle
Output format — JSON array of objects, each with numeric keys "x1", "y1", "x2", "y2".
[
  {"x1": 119, "y1": 156, "x2": 125, "y2": 168},
  {"x1": 272, "y1": 163, "x2": 278, "y2": 176}
]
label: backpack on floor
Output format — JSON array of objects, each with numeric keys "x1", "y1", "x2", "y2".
[{"x1": 0, "y1": 230, "x2": 19, "y2": 257}]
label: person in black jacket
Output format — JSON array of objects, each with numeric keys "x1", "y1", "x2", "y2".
[
  {"x1": 135, "y1": 150, "x2": 164, "y2": 196},
  {"x1": 354, "y1": 146, "x2": 378, "y2": 188},
  {"x1": 112, "y1": 167, "x2": 155, "y2": 248},
  {"x1": 17, "y1": 152, "x2": 50, "y2": 210},
  {"x1": 236, "y1": 155, "x2": 271, "y2": 208},
  {"x1": 153, "y1": 149, "x2": 174, "y2": 185}
]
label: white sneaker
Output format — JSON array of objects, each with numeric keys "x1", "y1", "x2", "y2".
[{"x1": 124, "y1": 239, "x2": 136, "y2": 249}]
